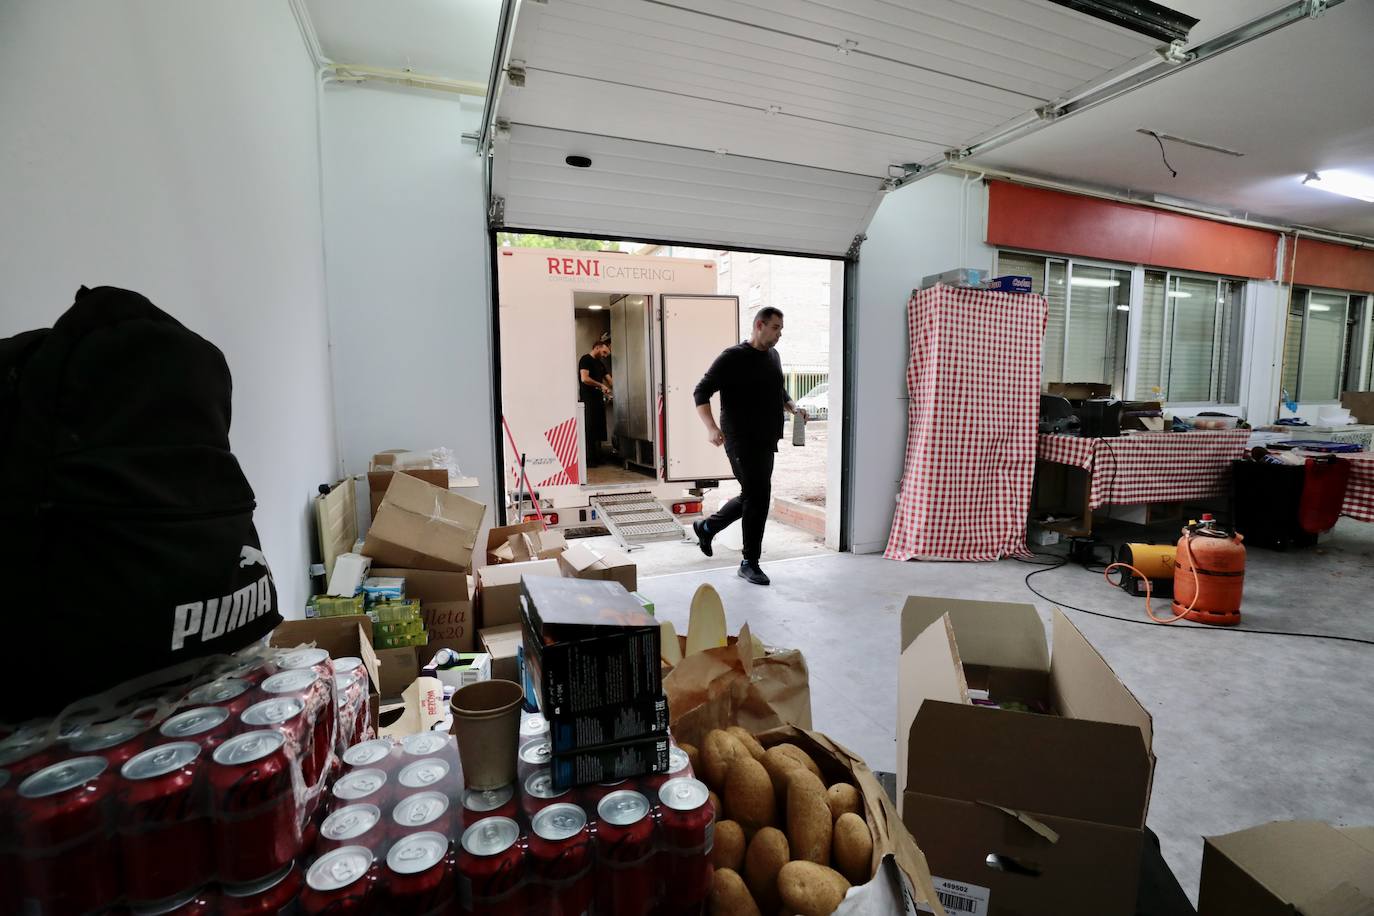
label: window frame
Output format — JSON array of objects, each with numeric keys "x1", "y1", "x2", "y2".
[{"x1": 1284, "y1": 285, "x2": 1372, "y2": 402}]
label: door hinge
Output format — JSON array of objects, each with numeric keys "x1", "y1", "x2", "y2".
[
  {"x1": 846, "y1": 234, "x2": 867, "y2": 259},
  {"x1": 488, "y1": 195, "x2": 506, "y2": 228},
  {"x1": 507, "y1": 61, "x2": 527, "y2": 88}
]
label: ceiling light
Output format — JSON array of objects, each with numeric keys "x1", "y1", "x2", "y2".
[
  {"x1": 1167, "y1": 291, "x2": 1192, "y2": 298},
  {"x1": 588, "y1": 304, "x2": 603, "y2": 310},
  {"x1": 1302, "y1": 170, "x2": 1374, "y2": 203},
  {"x1": 1308, "y1": 304, "x2": 1331, "y2": 312},
  {"x1": 1047, "y1": 0, "x2": 1197, "y2": 43},
  {"x1": 1070, "y1": 277, "x2": 1121, "y2": 288},
  {"x1": 1116, "y1": 305, "x2": 1131, "y2": 312}
]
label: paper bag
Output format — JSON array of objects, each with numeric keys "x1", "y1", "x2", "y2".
[{"x1": 663, "y1": 623, "x2": 812, "y2": 739}]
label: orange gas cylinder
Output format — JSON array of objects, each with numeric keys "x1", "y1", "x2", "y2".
[{"x1": 1172, "y1": 516, "x2": 1246, "y2": 626}]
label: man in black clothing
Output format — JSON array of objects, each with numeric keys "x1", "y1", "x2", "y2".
[
  {"x1": 692, "y1": 307, "x2": 807, "y2": 586},
  {"x1": 579, "y1": 335, "x2": 613, "y2": 467}
]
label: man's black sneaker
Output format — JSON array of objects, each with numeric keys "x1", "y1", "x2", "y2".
[
  {"x1": 738, "y1": 562, "x2": 770, "y2": 586},
  {"x1": 693, "y1": 519, "x2": 714, "y2": 557}
]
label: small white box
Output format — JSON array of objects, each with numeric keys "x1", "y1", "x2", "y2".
[{"x1": 427, "y1": 650, "x2": 491, "y2": 689}]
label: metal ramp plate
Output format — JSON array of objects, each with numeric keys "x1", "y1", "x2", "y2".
[{"x1": 590, "y1": 491, "x2": 686, "y2": 550}]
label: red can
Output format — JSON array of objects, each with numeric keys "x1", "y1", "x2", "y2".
[
  {"x1": 461, "y1": 784, "x2": 518, "y2": 829},
  {"x1": 14, "y1": 756, "x2": 119, "y2": 916},
  {"x1": 517, "y1": 738, "x2": 552, "y2": 784},
  {"x1": 334, "y1": 674, "x2": 364, "y2": 750},
  {"x1": 384, "y1": 830, "x2": 455, "y2": 914},
  {"x1": 210, "y1": 730, "x2": 301, "y2": 884},
  {"x1": 656, "y1": 777, "x2": 715, "y2": 914},
  {"x1": 594, "y1": 789, "x2": 658, "y2": 916},
  {"x1": 580, "y1": 777, "x2": 628, "y2": 814},
  {"x1": 219, "y1": 653, "x2": 275, "y2": 686},
  {"x1": 261, "y1": 669, "x2": 332, "y2": 786},
  {"x1": 0, "y1": 729, "x2": 59, "y2": 781},
  {"x1": 241, "y1": 696, "x2": 317, "y2": 787},
  {"x1": 219, "y1": 861, "x2": 304, "y2": 915},
  {"x1": 277, "y1": 646, "x2": 335, "y2": 684},
  {"x1": 528, "y1": 802, "x2": 594, "y2": 916},
  {"x1": 334, "y1": 655, "x2": 366, "y2": 685},
  {"x1": 299, "y1": 845, "x2": 376, "y2": 915},
  {"x1": 458, "y1": 816, "x2": 528, "y2": 914},
  {"x1": 331, "y1": 766, "x2": 391, "y2": 809},
  {"x1": 0, "y1": 769, "x2": 17, "y2": 916},
  {"x1": 342, "y1": 739, "x2": 398, "y2": 774},
  {"x1": 640, "y1": 745, "x2": 694, "y2": 799},
  {"x1": 519, "y1": 712, "x2": 549, "y2": 743},
  {"x1": 159, "y1": 706, "x2": 234, "y2": 750},
  {"x1": 400, "y1": 731, "x2": 454, "y2": 765},
  {"x1": 67, "y1": 719, "x2": 149, "y2": 769},
  {"x1": 522, "y1": 768, "x2": 572, "y2": 820},
  {"x1": 119, "y1": 741, "x2": 214, "y2": 903},
  {"x1": 390, "y1": 790, "x2": 454, "y2": 839},
  {"x1": 319, "y1": 802, "x2": 386, "y2": 854},
  {"x1": 184, "y1": 676, "x2": 256, "y2": 720},
  {"x1": 128, "y1": 887, "x2": 216, "y2": 914},
  {"x1": 396, "y1": 756, "x2": 456, "y2": 794}
]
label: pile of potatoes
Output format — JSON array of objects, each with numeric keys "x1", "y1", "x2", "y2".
[{"x1": 680, "y1": 727, "x2": 875, "y2": 916}]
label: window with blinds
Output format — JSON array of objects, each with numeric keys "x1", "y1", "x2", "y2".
[
  {"x1": 1133, "y1": 271, "x2": 1244, "y2": 403},
  {"x1": 1283, "y1": 289, "x2": 1371, "y2": 400}
]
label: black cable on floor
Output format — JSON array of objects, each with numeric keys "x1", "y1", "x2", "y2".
[{"x1": 1022, "y1": 557, "x2": 1374, "y2": 647}]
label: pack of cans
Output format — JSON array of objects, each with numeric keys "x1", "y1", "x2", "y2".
[{"x1": 0, "y1": 642, "x2": 371, "y2": 915}]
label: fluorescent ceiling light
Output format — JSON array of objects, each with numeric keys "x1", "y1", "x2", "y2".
[
  {"x1": 1071, "y1": 277, "x2": 1121, "y2": 288},
  {"x1": 1308, "y1": 304, "x2": 1331, "y2": 312},
  {"x1": 1302, "y1": 171, "x2": 1374, "y2": 203},
  {"x1": 588, "y1": 304, "x2": 604, "y2": 310},
  {"x1": 1167, "y1": 291, "x2": 1192, "y2": 298}
]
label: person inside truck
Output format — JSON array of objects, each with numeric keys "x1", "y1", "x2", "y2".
[
  {"x1": 691, "y1": 307, "x2": 807, "y2": 586},
  {"x1": 579, "y1": 334, "x2": 613, "y2": 467}
]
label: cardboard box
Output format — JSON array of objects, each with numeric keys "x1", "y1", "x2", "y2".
[
  {"x1": 367, "y1": 468, "x2": 449, "y2": 519},
  {"x1": 1198, "y1": 821, "x2": 1374, "y2": 916},
  {"x1": 559, "y1": 543, "x2": 637, "y2": 593},
  {"x1": 485, "y1": 521, "x2": 544, "y2": 565},
  {"x1": 475, "y1": 559, "x2": 562, "y2": 628},
  {"x1": 362, "y1": 472, "x2": 485, "y2": 572},
  {"x1": 269, "y1": 616, "x2": 382, "y2": 733},
  {"x1": 499, "y1": 528, "x2": 568, "y2": 563},
  {"x1": 898, "y1": 597, "x2": 1154, "y2": 916},
  {"x1": 373, "y1": 646, "x2": 419, "y2": 701},
  {"x1": 1047, "y1": 381, "x2": 1112, "y2": 402},
  {"x1": 520, "y1": 577, "x2": 660, "y2": 717},
  {"x1": 550, "y1": 733, "x2": 671, "y2": 790},
  {"x1": 1342, "y1": 391, "x2": 1374, "y2": 425},
  {"x1": 480, "y1": 623, "x2": 523, "y2": 683},
  {"x1": 547, "y1": 693, "x2": 669, "y2": 754},
  {"x1": 371, "y1": 567, "x2": 475, "y2": 654}
]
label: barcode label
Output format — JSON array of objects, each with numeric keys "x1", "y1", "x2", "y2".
[{"x1": 916, "y1": 877, "x2": 990, "y2": 916}]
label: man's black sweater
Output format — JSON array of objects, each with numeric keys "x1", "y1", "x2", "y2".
[{"x1": 693, "y1": 342, "x2": 789, "y2": 449}]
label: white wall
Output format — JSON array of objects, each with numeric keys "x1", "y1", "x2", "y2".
[
  {"x1": 849, "y1": 175, "x2": 994, "y2": 553},
  {"x1": 0, "y1": 1, "x2": 336, "y2": 615},
  {"x1": 319, "y1": 84, "x2": 498, "y2": 519}
]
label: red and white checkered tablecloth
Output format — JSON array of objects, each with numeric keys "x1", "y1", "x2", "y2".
[
  {"x1": 885, "y1": 286, "x2": 1046, "y2": 561},
  {"x1": 1338, "y1": 452, "x2": 1374, "y2": 522},
  {"x1": 1037, "y1": 430, "x2": 1251, "y2": 510}
]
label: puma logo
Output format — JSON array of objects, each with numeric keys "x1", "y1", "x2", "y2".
[{"x1": 239, "y1": 545, "x2": 269, "y2": 569}]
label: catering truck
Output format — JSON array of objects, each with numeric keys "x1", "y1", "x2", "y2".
[{"x1": 496, "y1": 247, "x2": 740, "y2": 544}]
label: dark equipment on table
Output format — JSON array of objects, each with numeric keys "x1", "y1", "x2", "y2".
[
  {"x1": 1073, "y1": 398, "x2": 1123, "y2": 437},
  {"x1": 1038, "y1": 394, "x2": 1080, "y2": 434}
]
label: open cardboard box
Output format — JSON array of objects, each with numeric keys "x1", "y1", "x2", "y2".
[
  {"x1": 484, "y1": 521, "x2": 545, "y2": 565},
  {"x1": 497, "y1": 527, "x2": 568, "y2": 563},
  {"x1": 475, "y1": 559, "x2": 561, "y2": 628},
  {"x1": 362, "y1": 471, "x2": 485, "y2": 572},
  {"x1": 479, "y1": 623, "x2": 523, "y2": 682},
  {"x1": 1199, "y1": 821, "x2": 1374, "y2": 916},
  {"x1": 269, "y1": 616, "x2": 384, "y2": 734},
  {"x1": 898, "y1": 598, "x2": 1154, "y2": 916},
  {"x1": 371, "y1": 567, "x2": 475, "y2": 654},
  {"x1": 559, "y1": 543, "x2": 637, "y2": 593}
]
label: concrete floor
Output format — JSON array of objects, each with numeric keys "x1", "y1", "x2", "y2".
[{"x1": 640, "y1": 518, "x2": 1374, "y2": 904}]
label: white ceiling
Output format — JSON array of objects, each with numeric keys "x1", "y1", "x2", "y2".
[
  {"x1": 967, "y1": 0, "x2": 1374, "y2": 237},
  {"x1": 304, "y1": 0, "x2": 502, "y2": 85}
]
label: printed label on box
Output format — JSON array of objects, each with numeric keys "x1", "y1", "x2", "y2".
[{"x1": 916, "y1": 877, "x2": 990, "y2": 915}]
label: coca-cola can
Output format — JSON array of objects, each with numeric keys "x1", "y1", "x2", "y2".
[
  {"x1": 528, "y1": 803, "x2": 594, "y2": 916},
  {"x1": 334, "y1": 656, "x2": 366, "y2": 684},
  {"x1": 332, "y1": 766, "x2": 391, "y2": 808},
  {"x1": 334, "y1": 674, "x2": 364, "y2": 750},
  {"x1": 397, "y1": 756, "x2": 455, "y2": 793},
  {"x1": 219, "y1": 653, "x2": 275, "y2": 686},
  {"x1": 641, "y1": 746, "x2": 694, "y2": 799},
  {"x1": 400, "y1": 731, "x2": 454, "y2": 765},
  {"x1": 68, "y1": 719, "x2": 149, "y2": 769},
  {"x1": 219, "y1": 861, "x2": 303, "y2": 915},
  {"x1": 0, "y1": 729, "x2": 60, "y2": 781},
  {"x1": 319, "y1": 803, "x2": 385, "y2": 854},
  {"x1": 522, "y1": 768, "x2": 572, "y2": 820},
  {"x1": 184, "y1": 676, "x2": 256, "y2": 720},
  {"x1": 580, "y1": 777, "x2": 628, "y2": 814},
  {"x1": 384, "y1": 830, "x2": 456, "y2": 914},
  {"x1": 15, "y1": 756, "x2": 119, "y2": 916},
  {"x1": 458, "y1": 816, "x2": 527, "y2": 914},
  {"x1": 517, "y1": 738, "x2": 552, "y2": 784},
  {"x1": 128, "y1": 887, "x2": 216, "y2": 914},
  {"x1": 657, "y1": 777, "x2": 715, "y2": 914},
  {"x1": 241, "y1": 696, "x2": 317, "y2": 788},
  {"x1": 119, "y1": 742, "x2": 213, "y2": 903},
  {"x1": 277, "y1": 646, "x2": 335, "y2": 684},
  {"x1": 299, "y1": 845, "x2": 376, "y2": 915},
  {"x1": 391, "y1": 790, "x2": 454, "y2": 839},
  {"x1": 461, "y1": 784, "x2": 517, "y2": 829},
  {"x1": 519, "y1": 713, "x2": 549, "y2": 743},
  {"x1": 159, "y1": 706, "x2": 234, "y2": 750},
  {"x1": 210, "y1": 731, "x2": 300, "y2": 884},
  {"x1": 342, "y1": 739, "x2": 398, "y2": 774},
  {"x1": 261, "y1": 669, "x2": 332, "y2": 786},
  {"x1": 595, "y1": 790, "x2": 658, "y2": 916}
]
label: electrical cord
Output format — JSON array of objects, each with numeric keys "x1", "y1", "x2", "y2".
[
  {"x1": 1022, "y1": 556, "x2": 1374, "y2": 647},
  {"x1": 1145, "y1": 130, "x2": 1178, "y2": 178}
]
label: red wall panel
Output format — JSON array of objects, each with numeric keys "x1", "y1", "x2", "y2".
[
  {"x1": 1290, "y1": 237, "x2": 1374, "y2": 292},
  {"x1": 987, "y1": 181, "x2": 1279, "y2": 279}
]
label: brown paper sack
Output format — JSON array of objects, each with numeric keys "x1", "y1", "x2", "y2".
[{"x1": 662, "y1": 623, "x2": 813, "y2": 738}]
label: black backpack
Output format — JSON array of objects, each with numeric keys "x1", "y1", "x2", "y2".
[{"x1": 0, "y1": 287, "x2": 280, "y2": 723}]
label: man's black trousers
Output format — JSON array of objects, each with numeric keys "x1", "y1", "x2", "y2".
[{"x1": 706, "y1": 440, "x2": 775, "y2": 563}]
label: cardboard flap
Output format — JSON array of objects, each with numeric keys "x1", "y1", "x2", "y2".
[
  {"x1": 896, "y1": 615, "x2": 967, "y2": 807},
  {"x1": 271, "y1": 615, "x2": 373, "y2": 656},
  {"x1": 315, "y1": 479, "x2": 359, "y2": 583},
  {"x1": 900, "y1": 597, "x2": 1050, "y2": 671},
  {"x1": 1050, "y1": 609, "x2": 1154, "y2": 752},
  {"x1": 477, "y1": 559, "x2": 562, "y2": 588},
  {"x1": 560, "y1": 543, "x2": 602, "y2": 573},
  {"x1": 907, "y1": 701, "x2": 1151, "y2": 829},
  {"x1": 479, "y1": 623, "x2": 523, "y2": 659},
  {"x1": 356, "y1": 624, "x2": 382, "y2": 692},
  {"x1": 487, "y1": 521, "x2": 544, "y2": 559},
  {"x1": 1208, "y1": 822, "x2": 1374, "y2": 913}
]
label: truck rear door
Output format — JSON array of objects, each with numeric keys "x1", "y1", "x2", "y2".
[{"x1": 660, "y1": 294, "x2": 740, "y2": 483}]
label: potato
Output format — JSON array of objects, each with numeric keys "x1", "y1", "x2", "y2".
[
  {"x1": 709, "y1": 789, "x2": 724, "y2": 820},
  {"x1": 826, "y1": 783, "x2": 861, "y2": 822},
  {"x1": 773, "y1": 743, "x2": 822, "y2": 779},
  {"x1": 761, "y1": 746, "x2": 810, "y2": 804},
  {"x1": 712, "y1": 820, "x2": 746, "y2": 872},
  {"x1": 786, "y1": 770, "x2": 832, "y2": 865},
  {"x1": 710, "y1": 867, "x2": 762, "y2": 916},
  {"x1": 703, "y1": 729, "x2": 748, "y2": 790},
  {"x1": 833, "y1": 812, "x2": 874, "y2": 885},
  {"x1": 778, "y1": 861, "x2": 850, "y2": 916},
  {"x1": 728, "y1": 726, "x2": 767, "y2": 762},
  {"x1": 681, "y1": 742, "x2": 700, "y2": 775},
  {"x1": 744, "y1": 826, "x2": 789, "y2": 913},
  {"x1": 724, "y1": 756, "x2": 776, "y2": 833}
]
